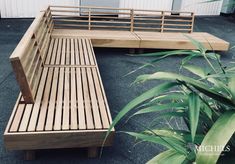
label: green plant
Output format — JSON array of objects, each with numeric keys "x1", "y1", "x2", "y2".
[{"x1": 105, "y1": 37, "x2": 235, "y2": 163}]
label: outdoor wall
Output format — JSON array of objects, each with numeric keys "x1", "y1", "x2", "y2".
[
  {"x1": 180, "y1": 0, "x2": 223, "y2": 15},
  {"x1": 119, "y1": 0, "x2": 173, "y2": 11},
  {"x1": 0, "y1": 0, "x2": 79, "y2": 18},
  {"x1": 0, "y1": 0, "x2": 224, "y2": 18},
  {"x1": 81, "y1": 0, "x2": 119, "y2": 8}
]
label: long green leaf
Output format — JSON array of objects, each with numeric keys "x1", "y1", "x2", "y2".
[
  {"x1": 150, "y1": 92, "x2": 188, "y2": 102},
  {"x1": 134, "y1": 102, "x2": 187, "y2": 115},
  {"x1": 228, "y1": 77, "x2": 235, "y2": 99},
  {"x1": 144, "y1": 129, "x2": 186, "y2": 143},
  {"x1": 196, "y1": 111, "x2": 235, "y2": 164},
  {"x1": 134, "y1": 72, "x2": 235, "y2": 106},
  {"x1": 146, "y1": 129, "x2": 204, "y2": 144},
  {"x1": 184, "y1": 35, "x2": 207, "y2": 53},
  {"x1": 133, "y1": 50, "x2": 197, "y2": 57},
  {"x1": 188, "y1": 92, "x2": 201, "y2": 142},
  {"x1": 147, "y1": 149, "x2": 188, "y2": 164},
  {"x1": 183, "y1": 64, "x2": 207, "y2": 78},
  {"x1": 125, "y1": 132, "x2": 188, "y2": 155},
  {"x1": 104, "y1": 82, "x2": 178, "y2": 144}
]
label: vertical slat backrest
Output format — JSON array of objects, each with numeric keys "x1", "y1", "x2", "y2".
[
  {"x1": 50, "y1": 6, "x2": 195, "y2": 33},
  {"x1": 10, "y1": 9, "x2": 53, "y2": 103}
]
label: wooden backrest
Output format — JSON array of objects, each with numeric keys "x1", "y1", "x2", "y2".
[
  {"x1": 49, "y1": 6, "x2": 194, "y2": 33},
  {"x1": 10, "y1": 8, "x2": 53, "y2": 103}
]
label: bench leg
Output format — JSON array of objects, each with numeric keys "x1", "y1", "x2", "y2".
[
  {"x1": 137, "y1": 48, "x2": 144, "y2": 54},
  {"x1": 87, "y1": 147, "x2": 99, "y2": 158},
  {"x1": 129, "y1": 48, "x2": 135, "y2": 54},
  {"x1": 24, "y1": 150, "x2": 36, "y2": 160}
]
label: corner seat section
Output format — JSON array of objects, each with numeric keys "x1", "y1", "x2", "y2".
[{"x1": 4, "y1": 38, "x2": 114, "y2": 151}]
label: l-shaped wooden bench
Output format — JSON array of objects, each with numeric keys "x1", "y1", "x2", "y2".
[{"x1": 4, "y1": 5, "x2": 229, "y2": 160}]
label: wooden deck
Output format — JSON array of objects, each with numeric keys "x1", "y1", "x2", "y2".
[{"x1": 52, "y1": 29, "x2": 229, "y2": 51}]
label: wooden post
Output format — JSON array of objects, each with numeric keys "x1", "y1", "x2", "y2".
[
  {"x1": 130, "y1": 9, "x2": 134, "y2": 32},
  {"x1": 88, "y1": 147, "x2": 99, "y2": 158},
  {"x1": 129, "y1": 48, "x2": 135, "y2": 54},
  {"x1": 88, "y1": 9, "x2": 91, "y2": 30},
  {"x1": 190, "y1": 13, "x2": 195, "y2": 33},
  {"x1": 24, "y1": 150, "x2": 36, "y2": 160},
  {"x1": 161, "y1": 11, "x2": 165, "y2": 32}
]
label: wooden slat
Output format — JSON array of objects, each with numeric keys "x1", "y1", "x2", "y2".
[
  {"x1": 65, "y1": 38, "x2": 71, "y2": 65},
  {"x1": 91, "y1": 68, "x2": 110, "y2": 128},
  {"x1": 18, "y1": 104, "x2": 33, "y2": 132},
  {"x1": 60, "y1": 38, "x2": 66, "y2": 65},
  {"x1": 62, "y1": 68, "x2": 70, "y2": 130},
  {"x1": 78, "y1": 39, "x2": 85, "y2": 65},
  {"x1": 27, "y1": 68, "x2": 48, "y2": 131},
  {"x1": 87, "y1": 68, "x2": 102, "y2": 129},
  {"x1": 49, "y1": 38, "x2": 59, "y2": 64},
  {"x1": 70, "y1": 66, "x2": 78, "y2": 129},
  {"x1": 81, "y1": 68, "x2": 94, "y2": 129},
  {"x1": 45, "y1": 38, "x2": 55, "y2": 64},
  {"x1": 53, "y1": 67, "x2": 64, "y2": 130},
  {"x1": 10, "y1": 104, "x2": 25, "y2": 132},
  {"x1": 36, "y1": 68, "x2": 53, "y2": 131},
  {"x1": 55, "y1": 38, "x2": 62, "y2": 65},
  {"x1": 86, "y1": 39, "x2": 96, "y2": 65},
  {"x1": 45, "y1": 68, "x2": 59, "y2": 130},
  {"x1": 76, "y1": 68, "x2": 86, "y2": 130}
]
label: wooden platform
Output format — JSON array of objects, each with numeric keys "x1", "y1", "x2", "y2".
[{"x1": 52, "y1": 29, "x2": 229, "y2": 51}]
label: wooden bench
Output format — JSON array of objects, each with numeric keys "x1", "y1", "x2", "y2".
[
  {"x1": 4, "y1": 5, "x2": 230, "y2": 160},
  {"x1": 4, "y1": 8, "x2": 114, "y2": 159},
  {"x1": 50, "y1": 5, "x2": 229, "y2": 51}
]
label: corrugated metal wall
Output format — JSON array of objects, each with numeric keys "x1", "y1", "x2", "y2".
[
  {"x1": 0, "y1": 0, "x2": 224, "y2": 17},
  {"x1": 119, "y1": 0, "x2": 173, "y2": 11},
  {"x1": 0, "y1": 0, "x2": 79, "y2": 18},
  {"x1": 180, "y1": 0, "x2": 223, "y2": 15},
  {"x1": 81, "y1": 0, "x2": 119, "y2": 8}
]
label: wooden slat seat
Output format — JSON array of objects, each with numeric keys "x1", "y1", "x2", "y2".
[
  {"x1": 52, "y1": 30, "x2": 141, "y2": 48},
  {"x1": 4, "y1": 66, "x2": 114, "y2": 150},
  {"x1": 4, "y1": 9, "x2": 114, "y2": 155},
  {"x1": 44, "y1": 38, "x2": 97, "y2": 66}
]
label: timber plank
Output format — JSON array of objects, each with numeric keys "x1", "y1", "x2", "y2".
[
  {"x1": 51, "y1": 29, "x2": 229, "y2": 51},
  {"x1": 45, "y1": 68, "x2": 59, "y2": 131}
]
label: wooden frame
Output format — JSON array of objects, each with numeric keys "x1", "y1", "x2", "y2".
[
  {"x1": 4, "y1": 5, "x2": 229, "y2": 160},
  {"x1": 50, "y1": 5, "x2": 194, "y2": 33}
]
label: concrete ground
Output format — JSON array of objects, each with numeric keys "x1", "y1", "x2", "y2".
[{"x1": 0, "y1": 16, "x2": 235, "y2": 164}]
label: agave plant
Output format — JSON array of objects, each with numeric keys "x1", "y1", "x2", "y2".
[{"x1": 105, "y1": 37, "x2": 235, "y2": 164}]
